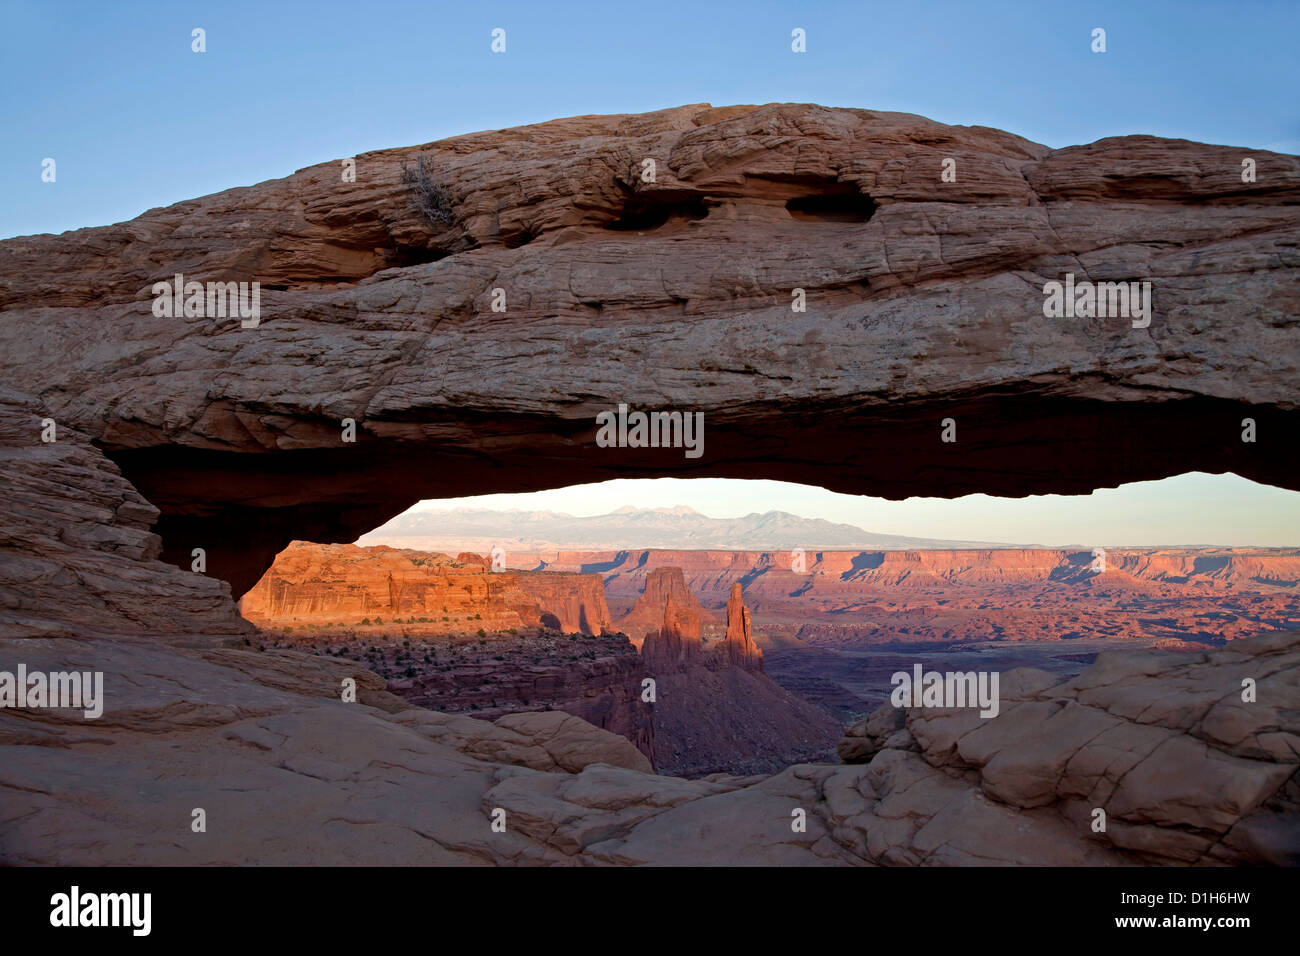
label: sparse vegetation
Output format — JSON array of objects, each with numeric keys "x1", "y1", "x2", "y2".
[{"x1": 401, "y1": 154, "x2": 455, "y2": 226}]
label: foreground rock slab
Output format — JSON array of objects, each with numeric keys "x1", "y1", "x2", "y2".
[{"x1": 2, "y1": 628, "x2": 1294, "y2": 865}]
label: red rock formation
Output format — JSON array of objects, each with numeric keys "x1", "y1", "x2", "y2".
[
  {"x1": 624, "y1": 567, "x2": 834, "y2": 775},
  {"x1": 510, "y1": 572, "x2": 613, "y2": 635},
  {"x1": 537, "y1": 547, "x2": 1300, "y2": 646},
  {"x1": 721, "y1": 582, "x2": 763, "y2": 672},
  {"x1": 615, "y1": 567, "x2": 714, "y2": 647},
  {"x1": 240, "y1": 542, "x2": 612, "y2": 635},
  {"x1": 380, "y1": 632, "x2": 655, "y2": 766},
  {"x1": 640, "y1": 591, "x2": 700, "y2": 669}
]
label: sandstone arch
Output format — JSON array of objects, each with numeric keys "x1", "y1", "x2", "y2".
[{"x1": 1, "y1": 103, "x2": 1296, "y2": 597}]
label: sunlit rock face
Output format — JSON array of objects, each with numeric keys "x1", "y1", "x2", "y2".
[
  {"x1": 239, "y1": 541, "x2": 612, "y2": 635},
  {"x1": 1, "y1": 103, "x2": 1296, "y2": 596}
]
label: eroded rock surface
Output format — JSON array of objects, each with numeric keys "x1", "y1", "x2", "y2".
[
  {"x1": 3, "y1": 626, "x2": 1295, "y2": 864},
  {"x1": 241, "y1": 541, "x2": 612, "y2": 635},
  {"x1": 837, "y1": 631, "x2": 1300, "y2": 864},
  {"x1": 1, "y1": 104, "x2": 1296, "y2": 593},
  {"x1": 0, "y1": 417, "x2": 1293, "y2": 863},
  {"x1": 0, "y1": 389, "x2": 250, "y2": 641}
]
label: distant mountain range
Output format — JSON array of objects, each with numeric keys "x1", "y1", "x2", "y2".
[{"x1": 357, "y1": 506, "x2": 1009, "y2": 552}]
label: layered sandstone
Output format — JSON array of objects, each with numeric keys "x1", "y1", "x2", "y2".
[
  {"x1": 0, "y1": 380, "x2": 1295, "y2": 862},
  {"x1": 0, "y1": 388, "x2": 250, "y2": 640},
  {"x1": 5, "y1": 623, "x2": 1294, "y2": 865},
  {"x1": 638, "y1": 592, "x2": 698, "y2": 669},
  {"x1": 538, "y1": 547, "x2": 1300, "y2": 646},
  {"x1": 722, "y1": 581, "x2": 763, "y2": 670},
  {"x1": 834, "y1": 630, "x2": 1300, "y2": 865},
  {"x1": 616, "y1": 566, "x2": 715, "y2": 647},
  {"x1": 1, "y1": 105, "x2": 1295, "y2": 595},
  {"x1": 624, "y1": 569, "x2": 834, "y2": 775},
  {"x1": 240, "y1": 542, "x2": 612, "y2": 635},
  {"x1": 2, "y1": 102, "x2": 1298, "y2": 866}
]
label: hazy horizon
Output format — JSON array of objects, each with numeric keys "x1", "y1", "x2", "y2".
[{"x1": 397, "y1": 472, "x2": 1300, "y2": 548}]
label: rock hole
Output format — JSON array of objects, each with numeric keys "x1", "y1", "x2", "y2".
[
  {"x1": 388, "y1": 245, "x2": 450, "y2": 267},
  {"x1": 605, "y1": 195, "x2": 708, "y2": 232},
  {"x1": 503, "y1": 228, "x2": 539, "y2": 250},
  {"x1": 786, "y1": 190, "x2": 877, "y2": 223}
]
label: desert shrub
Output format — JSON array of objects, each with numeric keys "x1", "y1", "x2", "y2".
[{"x1": 401, "y1": 155, "x2": 455, "y2": 225}]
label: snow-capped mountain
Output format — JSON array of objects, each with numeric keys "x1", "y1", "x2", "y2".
[{"x1": 358, "y1": 505, "x2": 1007, "y2": 551}]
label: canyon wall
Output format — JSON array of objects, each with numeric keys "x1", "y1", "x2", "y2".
[
  {"x1": 532, "y1": 547, "x2": 1300, "y2": 646},
  {"x1": 537, "y1": 547, "x2": 1300, "y2": 600},
  {"x1": 629, "y1": 571, "x2": 842, "y2": 776},
  {"x1": 386, "y1": 633, "x2": 655, "y2": 766},
  {"x1": 240, "y1": 542, "x2": 612, "y2": 635}
]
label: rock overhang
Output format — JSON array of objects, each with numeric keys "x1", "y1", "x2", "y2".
[{"x1": 0, "y1": 102, "x2": 1296, "y2": 596}]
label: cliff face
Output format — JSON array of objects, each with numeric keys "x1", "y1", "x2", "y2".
[
  {"x1": 2, "y1": 104, "x2": 1295, "y2": 596},
  {"x1": 240, "y1": 542, "x2": 612, "y2": 635},
  {"x1": 544, "y1": 547, "x2": 1300, "y2": 596},
  {"x1": 722, "y1": 582, "x2": 763, "y2": 671},
  {"x1": 511, "y1": 572, "x2": 613, "y2": 635},
  {"x1": 616, "y1": 566, "x2": 714, "y2": 648},
  {"x1": 537, "y1": 547, "x2": 1300, "y2": 646},
  {"x1": 625, "y1": 568, "x2": 839, "y2": 776},
  {"x1": 0, "y1": 389, "x2": 251, "y2": 640},
  {"x1": 383, "y1": 632, "x2": 655, "y2": 766}
]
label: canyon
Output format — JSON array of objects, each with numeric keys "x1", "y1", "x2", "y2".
[
  {"x1": 527, "y1": 546, "x2": 1300, "y2": 716},
  {"x1": 2, "y1": 103, "x2": 1298, "y2": 866},
  {"x1": 531, "y1": 547, "x2": 1300, "y2": 647},
  {"x1": 238, "y1": 535, "x2": 1300, "y2": 776},
  {"x1": 242, "y1": 545, "x2": 843, "y2": 775}
]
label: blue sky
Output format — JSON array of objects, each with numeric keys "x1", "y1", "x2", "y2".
[
  {"x1": 4, "y1": 0, "x2": 1297, "y2": 238},
  {"x1": 3, "y1": 1, "x2": 1297, "y2": 544}
]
